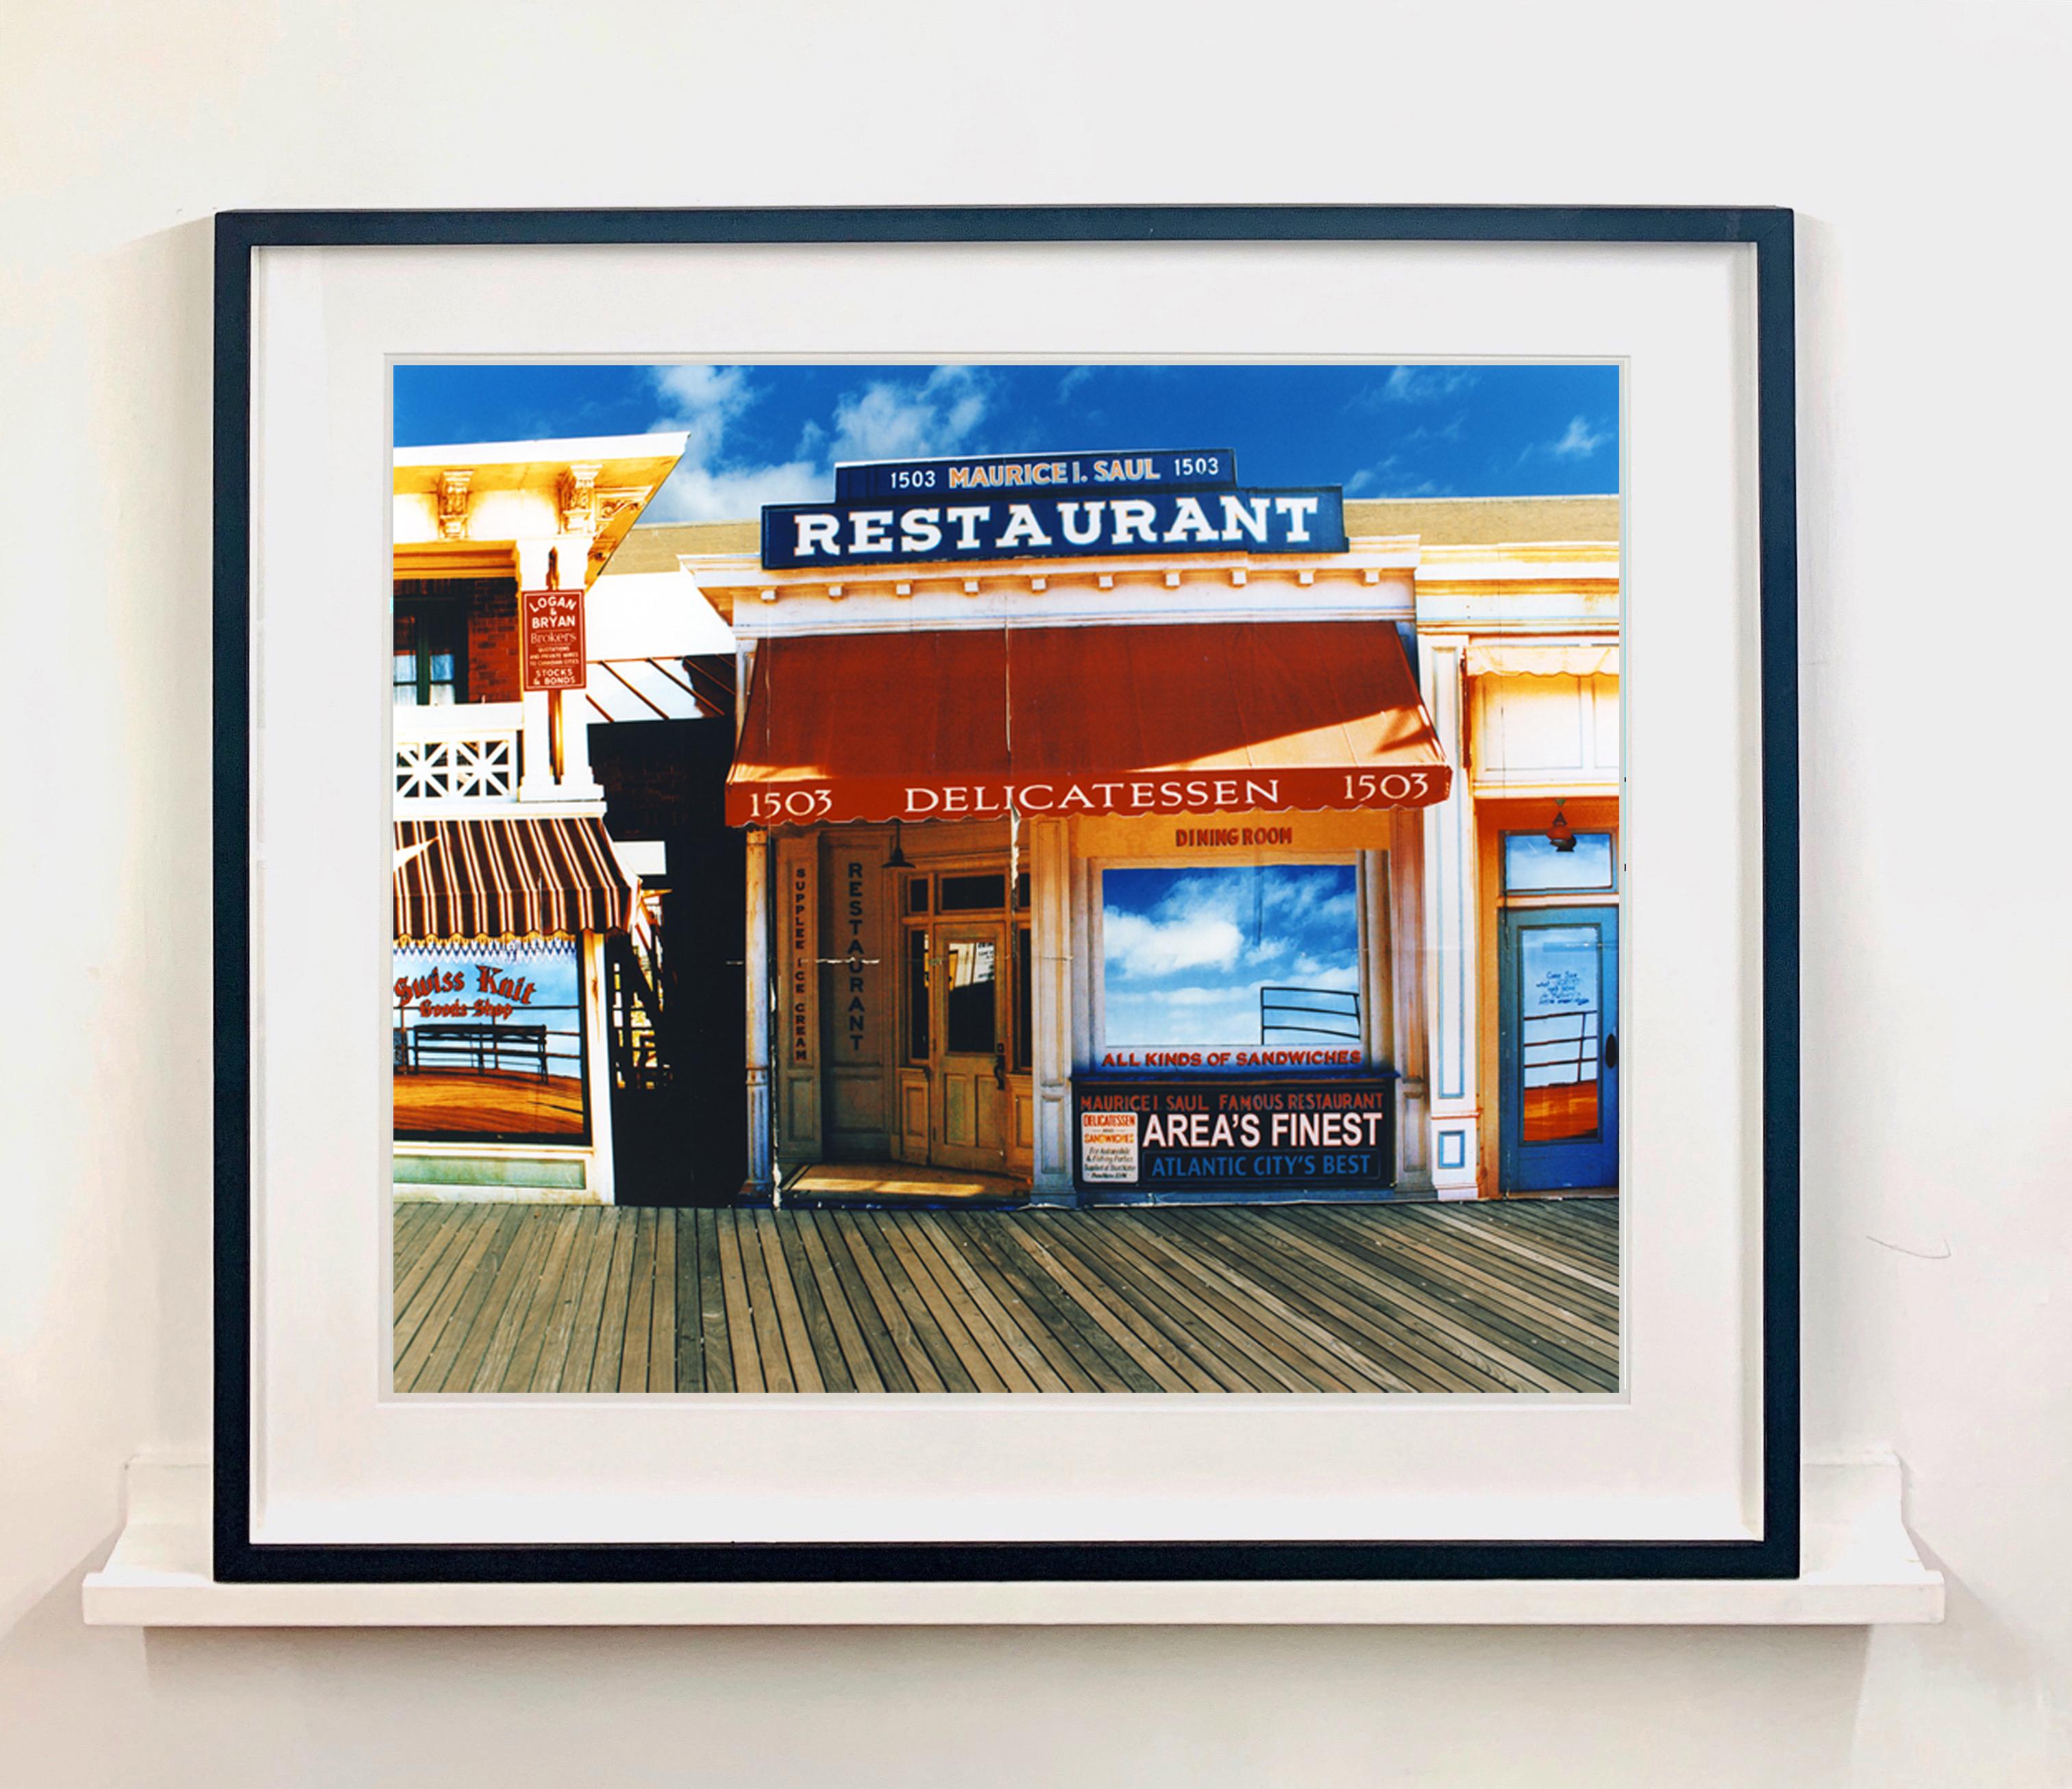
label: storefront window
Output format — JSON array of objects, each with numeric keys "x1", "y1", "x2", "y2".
[
  {"x1": 942, "y1": 937, "x2": 999, "y2": 1054},
  {"x1": 1014, "y1": 925, "x2": 1033, "y2": 1070},
  {"x1": 393, "y1": 607, "x2": 465, "y2": 707},
  {"x1": 1518, "y1": 924, "x2": 1603, "y2": 1142},
  {"x1": 1503, "y1": 830, "x2": 1614, "y2": 893},
  {"x1": 939, "y1": 874, "x2": 1006, "y2": 913},
  {"x1": 904, "y1": 927, "x2": 930, "y2": 1063},
  {"x1": 393, "y1": 939, "x2": 586, "y2": 1142},
  {"x1": 1098, "y1": 864, "x2": 1361, "y2": 1066}
]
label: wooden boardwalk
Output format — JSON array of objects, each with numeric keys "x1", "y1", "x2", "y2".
[{"x1": 391, "y1": 1198, "x2": 1619, "y2": 1396}]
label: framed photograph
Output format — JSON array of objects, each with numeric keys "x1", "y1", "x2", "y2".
[{"x1": 215, "y1": 206, "x2": 1798, "y2": 1584}]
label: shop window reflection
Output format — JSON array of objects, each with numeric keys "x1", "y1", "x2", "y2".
[{"x1": 1100, "y1": 863, "x2": 1361, "y2": 1063}]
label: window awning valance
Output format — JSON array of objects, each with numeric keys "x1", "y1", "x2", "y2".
[
  {"x1": 393, "y1": 815, "x2": 637, "y2": 941},
  {"x1": 725, "y1": 621, "x2": 1453, "y2": 826}
]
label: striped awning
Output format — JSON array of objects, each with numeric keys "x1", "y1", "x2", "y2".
[{"x1": 393, "y1": 815, "x2": 637, "y2": 942}]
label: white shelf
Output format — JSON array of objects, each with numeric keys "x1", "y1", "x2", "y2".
[{"x1": 82, "y1": 1455, "x2": 1942, "y2": 1628}]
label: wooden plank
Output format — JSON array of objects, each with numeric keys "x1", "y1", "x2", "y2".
[
  {"x1": 550, "y1": 1210, "x2": 621, "y2": 1394},
  {"x1": 732, "y1": 1211, "x2": 798, "y2": 1392},
  {"x1": 1116, "y1": 1213, "x2": 1409, "y2": 1393},
  {"x1": 588, "y1": 1211, "x2": 639, "y2": 1396},
  {"x1": 417, "y1": 1209, "x2": 519, "y2": 1394},
  {"x1": 1446, "y1": 1204, "x2": 1620, "y2": 1283},
  {"x1": 1231, "y1": 1210, "x2": 1602, "y2": 1393},
  {"x1": 999, "y1": 1216, "x2": 1203, "y2": 1393},
  {"x1": 465, "y1": 1209, "x2": 558, "y2": 1393},
  {"x1": 1299, "y1": 1209, "x2": 1619, "y2": 1381},
  {"x1": 745, "y1": 1211, "x2": 826, "y2": 1392},
  {"x1": 827, "y1": 1214, "x2": 948, "y2": 1392},
  {"x1": 767, "y1": 1213, "x2": 854, "y2": 1392},
  {"x1": 957, "y1": 1218, "x2": 1148, "y2": 1392},
  {"x1": 396, "y1": 1205, "x2": 526, "y2": 1393},
  {"x1": 499, "y1": 1210, "x2": 583, "y2": 1392},
  {"x1": 673, "y1": 1211, "x2": 704, "y2": 1394},
  {"x1": 390, "y1": 1203, "x2": 482, "y2": 1366},
  {"x1": 617, "y1": 1208, "x2": 657, "y2": 1394},
  {"x1": 536, "y1": 1209, "x2": 613, "y2": 1394},
  {"x1": 1302, "y1": 1207, "x2": 1618, "y2": 1367},
  {"x1": 1425, "y1": 1205, "x2": 1618, "y2": 1290},
  {"x1": 1031, "y1": 1216, "x2": 1267, "y2": 1392},
  {"x1": 393, "y1": 1201, "x2": 475, "y2": 1317},
  {"x1": 894, "y1": 1216, "x2": 1046, "y2": 1394},
  {"x1": 389, "y1": 1202, "x2": 446, "y2": 1286},
  {"x1": 1162, "y1": 1210, "x2": 1480, "y2": 1392},
  {"x1": 1185, "y1": 1208, "x2": 1529, "y2": 1392},
  {"x1": 786, "y1": 1213, "x2": 886, "y2": 1394},
  {"x1": 1309, "y1": 1207, "x2": 1620, "y2": 1337},
  {"x1": 846, "y1": 1213, "x2": 985, "y2": 1393},
  {"x1": 648, "y1": 1209, "x2": 677, "y2": 1393},
  {"x1": 713, "y1": 1209, "x2": 772, "y2": 1392},
  {"x1": 1096, "y1": 1215, "x2": 1356, "y2": 1392},
  {"x1": 695, "y1": 1209, "x2": 737, "y2": 1394},
  {"x1": 862, "y1": 1213, "x2": 1014, "y2": 1393},
  {"x1": 809, "y1": 1213, "x2": 920, "y2": 1394},
  {"x1": 911, "y1": 1215, "x2": 1075, "y2": 1394}
]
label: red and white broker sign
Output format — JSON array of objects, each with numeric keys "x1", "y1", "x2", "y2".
[{"x1": 521, "y1": 587, "x2": 587, "y2": 692}]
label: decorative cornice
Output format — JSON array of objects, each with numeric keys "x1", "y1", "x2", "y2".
[
  {"x1": 436, "y1": 469, "x2": 473, "y2": 539},
  {"x1": 558, "y1": 462, "x2": 604, "y2": 535}
]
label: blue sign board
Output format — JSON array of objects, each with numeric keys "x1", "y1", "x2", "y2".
[
  {"x1": 832, "y1": 447, "x2": 1236, "y2": 502},
  {"x1": 761, "y1": 488, "x2": 1346, "y2": 571}
]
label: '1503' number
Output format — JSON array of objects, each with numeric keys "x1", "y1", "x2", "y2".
[
  {"x1": 1344, "y1": 772, "x2": 1431, "y2": 803},
  {"x1": 748, "y1": 789, "x2": 835, "y2": 819}
]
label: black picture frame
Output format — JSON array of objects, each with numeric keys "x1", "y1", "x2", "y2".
[{"x1": 214, "y1": 205, "x2": 1799, "y2": 1586}]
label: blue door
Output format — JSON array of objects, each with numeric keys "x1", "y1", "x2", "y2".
[{"x1": 1498, "y1": 906, "x2": 1618, "y2": 1192}]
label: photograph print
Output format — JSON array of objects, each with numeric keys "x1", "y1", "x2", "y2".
[{"x1": 387, "y1": 358, "x2": 1623, "y2": 1398}]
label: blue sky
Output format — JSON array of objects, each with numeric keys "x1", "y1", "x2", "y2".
[
  {"x1": 395, "y1": 362, "x2": 1618, "y2": 523},
  {"x1": 1102, "y1": 865, "x2": 1361, "y2": 1054}
]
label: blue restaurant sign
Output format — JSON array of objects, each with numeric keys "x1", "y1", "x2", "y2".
[{"x1": 764, "y1": 462, "x2": 1346, "y2": 571}]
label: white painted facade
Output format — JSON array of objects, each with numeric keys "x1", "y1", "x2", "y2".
[
  {"x1": 389, "y1": 434, "x2": 688, "y2": 1205},
  {"x1": 684, "y1": 504, "x2": 1619, "y2": 1202}
]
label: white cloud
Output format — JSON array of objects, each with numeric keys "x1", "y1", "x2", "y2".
[
  {"x1": 643, "y1": 458, "x2": 824, "y2": 524},
  {"x1": 1057, "y1": 365, "x2": 1095, "y2": 402},
  {"x1": 1104, "y1": 909, "x2": 1244, "y2": 978},
  {"x1": 1520, "y1": 414, "x2": 1611, "y2": 465},
  {"x1": 1344, "y1": 454, "x2": 1448, "y2": 499},
  {"x1": 826, "y1": 366, "x2": 990, "y2": 463},
  {"x1": 650, "y1": 364, "x2": 753, "y2": 463},
  {"x1": 1357, "y1": 365, "x2": 1480, "y2": 408},
  {"x1": 637, "y1": 363, "x2": 1007, "y2": 524},
  {"x1": 640, "y1": 365, "x2": 817, "y2": 522}
]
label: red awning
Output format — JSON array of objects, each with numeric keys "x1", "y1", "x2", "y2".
[
  {"x1": 725, "y1": 621, "x2": 1452, "y2": 826},
  {"x1": 393, "y1": 815, "x2": 637, "y2": 941}
]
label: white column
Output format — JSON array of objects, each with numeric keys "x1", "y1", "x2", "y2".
[
  {"x1": 581, "y1": 931, "x2": 617, "y2": 1205},
  {"x1": 1029, "y1": 817, "x2": 1074, "y2": 1199},
  {"x1": 511, "y1": 531, "x2": 603, "y2": 802},
  {"x1": 517, "y1": 690, "x2": 557, "y2": 801},
  {"x1": 1390, "y1": 809, "x2": 1433, "y2": 1191},
  {"x1": 556, "y1": 689, "x2": 602, "y2": 802},
  {"x1": 741, "y1": 826, "x2": 775, "y2": 1198},
  {"x1": 1420, "y1": 639, "x2": 1481, "y2": 1198}
]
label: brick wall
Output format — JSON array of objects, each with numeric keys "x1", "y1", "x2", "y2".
[
  {"x1": 466, "y1": 584, "x2": 519, "y2": 701},
  {"x1": 393, "y1": 577, "x2": 518, "y2": 703}
]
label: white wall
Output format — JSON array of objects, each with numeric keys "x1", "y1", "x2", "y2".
[{"x1": 5, "y1": 3, "x2": 2069, "y2": 1782}]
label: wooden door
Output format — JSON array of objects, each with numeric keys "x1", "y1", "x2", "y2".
[{"x1": 930, "y1": 924, "x2": 1007, "y2": 1172}]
